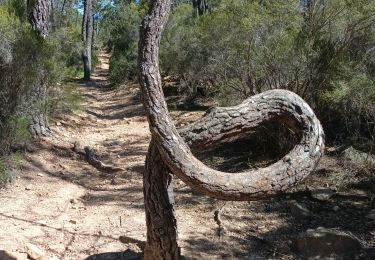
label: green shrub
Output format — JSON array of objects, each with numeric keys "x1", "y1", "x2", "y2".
[
  {"x1": 100, "y1": 2, "x2": 146, "y2": 84},
  {"x1": 50, "y1": 83, "x2": 85, "y2": 114},
  {"x1": 0, "y1": 153, "x2": 22, "y2": 187}
]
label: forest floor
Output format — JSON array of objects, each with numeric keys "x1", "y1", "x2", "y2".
[{"x1": 0, "y1": 53, "x2": 374, "y2": 260}]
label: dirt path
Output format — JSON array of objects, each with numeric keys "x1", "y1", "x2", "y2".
[
  {"x1": 0, "y1": 53, "x2": 374, "y2": 260},
  {"x1": 0, "y1": 53, "x2": 151, "y2": 259}
]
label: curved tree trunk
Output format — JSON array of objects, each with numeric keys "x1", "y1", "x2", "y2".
[
  {"x1": 27, "y1": 0, "x2": 51, "y2": 138},
  {"x1": 138, "y1": 0, "x2": 324, "y2": 259},
  {"x1": 144, "y1": 141, "x2": 179, "y2": 259},
  {"x1": 82, "y1": 0, "x2": 93, "y2": 81}
]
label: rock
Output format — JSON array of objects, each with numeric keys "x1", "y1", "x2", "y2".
[
  {"x1": 0, "y1": 250, "x2": 28, "y2": 260},
  {"x1": 69, "y1": 219, "x2": 77, "y2": 224},
  {"x1": 333, "y1": 205, "x2": 340, "y2": 212},
  {"x1": 289, "y1": 200, "x2": 311, "y2": 219},
  {"x1": 69, "y1": 198, "x2": 78, "y2": 204},
  {"x1": 352, "y1": 201, "x2": 367, "y2": 209},
  {"x1": 55, "y1": 122, "x2": 62, "y2": 126},
  {"x1": 342, "y1": 146, "x2": 375, "y2": 167},
  {"x1": 310, "y1": 188, "x2": 335, "y2": 201},
  {"x1": 37, "y1": 173, "x2": 44, "y2": 177},
  {"x1": 26, "y1": 243, "x2": 45, "y2": 260},
  {"x1": 25, "y1": 186, "x2": 32, "y2": 191},
  {"x1": 293, "y1": 227, "x2": 362, "y2": 257},
  {"x1": 366, "y1": 209, "x2": 375, "y2": 220}
]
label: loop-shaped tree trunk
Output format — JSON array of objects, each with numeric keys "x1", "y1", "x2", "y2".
[{"x1": 138, "y1": 0, "x2": 324, "y2": 258}]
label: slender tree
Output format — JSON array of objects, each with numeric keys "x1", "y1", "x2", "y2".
[
  {"x1": 82, "y1": 0, "x2": 93, "y2": 81},
  {"x1": 192, "y1": 0, "x2": 209, "y2": 15},
  {"x1": 138, "y1": 0, "x2": 324, "y2": 259},
  {"x1": 27, "y1": 0, "x2": 52, "y2": 137}
]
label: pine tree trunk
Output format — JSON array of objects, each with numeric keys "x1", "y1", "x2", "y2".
[
  {"x1": 192, "y1": 0, "x2": 209, "y2": 15},
  {"x1": 138, "y1": 0, "x2": 324, "y2": 258},
  {"x1": 28, "y1": 76, "x2": 51, "y2": 137},
  {"x1": 143, "y1": 141, "x2": 179, "y2": 260},
  {"x1": 27, "y1": 0, "x2": 51, "y2": 138},
  {"x1": 82, "y1": 0, "x2": 93, "y2": 81}
]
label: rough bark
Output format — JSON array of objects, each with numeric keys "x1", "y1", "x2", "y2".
[
  {"x1": 82, "y1": 0, "x2": 93, "y2": 81},
  {"x1": 27, "y1": 0, "x2": 51, "y2": 38},
  {"x1": 138, "y1": 0, "x2": 324, "y2": 258},
  {"x1": 27, "y1": 0, "x2": 51, "y2": 138},
  {"x1": 192, "y1": 0, "x2": 209, "y2": 15},
  {"x1": 28, "y1": 77, "x2": 51, "y2": 137},
  {"x1": 143, "y1": 141, "x2": 179, "y2": 259}
]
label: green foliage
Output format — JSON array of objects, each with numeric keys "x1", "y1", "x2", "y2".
[
  {"x1": 0, "y1": 161, "x2": 11, "y2": 186},
  {"x1": 161, "y1": 0, "x2": 305, "y2": 101},
  {"x1": 99, "y1": 2, "x2": 147, "y2": 84},
  {"x1": 7, "y1": 116, "x2": 31, "y2": 144},
  {"x1": 50, "y1": 83, "x2": 85, "y2": 114},
  {"x1": 51, "y1": 25, "x2": 84, "y2": 78},
  {"x1": 103, "y1": 0, "x2": 374, "y2": 144},
  {"x1": 0, "y1": 152, "x2": 23, "y2": 187},
  {"x1": 0, "y1": 2, "x2": 84, "y2": 155}
]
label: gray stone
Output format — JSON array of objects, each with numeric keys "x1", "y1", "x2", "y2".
[
  {"x1": 310, "y1": 188, "x2": 334, "y2": 201},
  {"x1": 289, "y1": 200, "x2": 311, "y2": 219},
  {"x1": 366, "y1": 209, "x2": 375, "y2": 220},
  {"x1": 26, "y1": 243, "x2": 45, "y2": 260},
  {"x1": 342, "y1": 146, "x2": 375, "y2": 167},
  {"x1": 293, "y1": 227, "x2": 362, "y2": 257},
  {"x1": 0, "y1": 250, "x2": 28, "y2": 260}
]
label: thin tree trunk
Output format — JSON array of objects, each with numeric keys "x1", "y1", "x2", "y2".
[
  {"x1": 143, "y1": 141, "x2": 179, "y2": 259},
  {"x1": 138, "y1": 0, "x2": 324, "y2": 258},
  {"x1": 82, "y1": 0, "x2": 93, "y2": 81},
  {"x1": 27, "y1": 0, "x2": 51, "y2": 138},
  {"x1": 192, "y1": 0, "x2": 209, "y2": 16}
]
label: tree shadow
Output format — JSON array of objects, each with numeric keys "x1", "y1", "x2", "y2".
[
  {"x1": 85, "y1": 249, "x2": 142, "y2": 260},
  {"x1": 171, "y1": 154, "x2": 375, "y2": 259}
]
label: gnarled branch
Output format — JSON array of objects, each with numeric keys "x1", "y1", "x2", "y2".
[{"x1": 138, "y1": 0, "x2": 324, "y2": 201}]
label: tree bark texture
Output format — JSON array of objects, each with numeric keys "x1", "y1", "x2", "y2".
[
  {"x1": 192, "y1": 0, "x2": 209, "y2": 15},
  {"x1": 27, "y1": 0, "x2": 51, "y2": 38},
  {"x1": 144, "y1": 141, "x2": 179, "y2": 260},
  {"x1": 138, "y1": 0, "x2": 324, "y2": 258},
  {"x1": 82, "y1": 0, "x2": 93, "y2": 81},
  {"x1": 27, "y1": 0, "x2": 51, "y2": 138},
  {"x1": 28, "y1": 75, "x2": 51, "y2": 137}
]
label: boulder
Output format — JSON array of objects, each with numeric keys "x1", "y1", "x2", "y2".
[
  {"x1": 293, "y1": 227, "x2": 362, "y2": 257},
  {"x1": 366, "y1": 209, "x2": 375, "y2": 220},
  {"x1": 0, "y1": 250, "x2": 28, "y2": 260},
  {"x1": 289, "y1": 200, "x2": 311, "y2": 219},
  {"x1": 26, "y1": 243, "x2": 45, "y2": 260},
  {"x1": 310, "y1": 188, "x2": 335, "y2": 201}
]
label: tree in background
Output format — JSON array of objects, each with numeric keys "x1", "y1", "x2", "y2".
[
  {"x1": 138, "y1": 0, "x2": 324, "y2": 258},
  {"x1": 82, "y1": 0, "x2": 92, "y2": 81}
]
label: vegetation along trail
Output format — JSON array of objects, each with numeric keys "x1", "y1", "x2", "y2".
[{"x1": 0, "y1": 53, "x2": 151, "y2": 259}]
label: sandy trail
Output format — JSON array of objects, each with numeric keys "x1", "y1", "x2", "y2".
[{"x1": 0, "y1": 53, "x2": 150, "y2": 259}]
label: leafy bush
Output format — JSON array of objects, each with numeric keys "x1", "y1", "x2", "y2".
[
  {"x1": 100, "y1": 2, "x2": 144, "y2": 84},
  {"x1": 0, "y1": 153, "x2": 22, "y2": 187},
  {"x1": 0, "y1": 3, "x2": 85, "y2": 155},
  {"x1": 100, "y1": 0, "x2": 375, "y2": 145}
]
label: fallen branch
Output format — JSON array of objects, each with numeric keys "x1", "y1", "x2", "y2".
[
  {"x1": 84, "y1": 146, "x2": 124, "y2": 173},
  {"x1": 71, "y1": 142, "x2": 124, "y2": 173}
]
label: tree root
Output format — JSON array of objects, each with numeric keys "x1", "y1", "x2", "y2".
[{"x1": 72, "y1": 142, "x2": 124, "y2": 173}]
